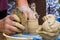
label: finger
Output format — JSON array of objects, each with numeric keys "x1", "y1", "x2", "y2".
[
  {"x1": 4, "y1": 29, "x2": 15, "y2": 35},
  {"x1": 6, "y1": 14, "x2": 20, "y2": 22},
  {"x1": 5, "y1": 18, "x2": 25, "y2": 30},
  {"x1": 11, "y1": 14, "x2": 20, "y2": 22},
  {"x1": 5, "y1": 19, "x2": 25, "y2": 30},
  {"x1": 28, "y1": 10, "x2": 36, "y2": 20},
  {"x1": 12, "y1": 21, "x2": 25, "y2": 30},
  {"x1": 5, "y1": 24, "x2": 21, "y2": 33},
  {"x1": 23, "y1": 11, "x2": 28, "y2": 20},
  {"x1": 23, "y1": 10, "x2": 36, "y2": 20},
  {"x1": 4, "y1": 17, "x2": 13, "y2": 25}
]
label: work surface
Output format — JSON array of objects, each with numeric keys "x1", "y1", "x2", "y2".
[
  {"x1": 0, "y1": 33, "x2": 6, "y2": 40},
  {"x1": 0, "y1": 33, "x2": 60, "y2": 40}
]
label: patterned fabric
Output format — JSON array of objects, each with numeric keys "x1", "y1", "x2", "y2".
[
  {"x1": 8, "y1": 0, "x2": 60, "y2": 17},
  {"x1": 46, "y1": 0, "x2": 60, "y2": 17},
  {"x1": 7, "y1": 1, "x2": 16, "y2": 14}
]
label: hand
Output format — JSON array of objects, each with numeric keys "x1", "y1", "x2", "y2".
[
  {"x1": 17, "y1": 0, "x2": 36, "y2": 20},
  {"x1": 0, "y1": 14, "x2": 25, "y2": 35},
  {"x1": 20, "y1": 6, "x2": 36, "y2": 20}
]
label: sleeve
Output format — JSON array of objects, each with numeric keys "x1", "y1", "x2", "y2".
[
  {"x1": 7, "y1": 1, "x2": 16, "y2": 15},
  {"x1": 0, "y1": 10, "x2": 7, "y2": 19}
]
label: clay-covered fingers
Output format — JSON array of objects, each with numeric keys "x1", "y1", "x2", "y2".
[
  {"x1": 4, "y1": 29, "x2": 15, "y2": 35},
  {"x1": 4, "y1": 15, "x2": 25, "y2": 35},
  {"x1": 12, "y1": 21, "x2": 25, "y2": 30},
  {"x1": 42, "y1": 14, "x2": 56, "y2": 21},
  {"x1": 6, "y1": 24, "x2": 21, "y2": 32},
  {"x1": 28, "y1": 11, "x2": 36, "y2": 20},
  {"x1": 23, "y1": 8, "x2": 36, "y2": 20},
  {"x1": 28, "y1": 9, "x2": 36, "y2": 20},
  {"x1": 36, "y1": 25, "x2": 42, "y2": 33},
  {"x1": 7, "y1": 14, "x2": 20, "y2": 22},
  {"x1": 47, "y1": 33, "x2": 56, "y2": 36},
  {"x1": 42, "y1": 31, "x2": 56, "y2": 36},
  {"x1": 4, "y1": 24, "x2": 22, "y2": 35},
  {"x1": 5, "y1": 18, "x2": 25, "y2": 30}
]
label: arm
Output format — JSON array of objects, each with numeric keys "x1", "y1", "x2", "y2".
[
  {"x1": 0, "y1": 14, "x2": 25, "y2": 35},
  {"x1": 16, "y1": 0, "x2": 36, "y2": 20},
  {"x1": 16, "y1": 0, "x2": 29, "y2": 7}
]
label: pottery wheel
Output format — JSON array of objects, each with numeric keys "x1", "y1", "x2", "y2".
[{"x1": 0, "y1": 33, "x2": 6, "y2": 40}]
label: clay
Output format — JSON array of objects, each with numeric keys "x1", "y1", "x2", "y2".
[
  {"x1": 28, "y1": 19, "x2": 39, "y2": 34},
  {"x1": 12, "y1": 7, "x2": 39, "y2": 34},
  {"x1": 42, "y1": 14, "x2": 56, "y2": 22},
  {"x1": 36, "y1": 14, "x2": 60, "y2": 40},
  {"x1": 42, "y1": 14, "x2": 60, "y2": 33},
  {"x1": 12, "y1": 8, "x2": 28, "y2": 33}
]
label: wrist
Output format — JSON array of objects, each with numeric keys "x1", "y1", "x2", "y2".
[
  {"x1": 17, "y1": 0, "x2": 29, "y2": 8},
  {"x1": 18, "y1": 5, "x2": 30, "y2": 11}
]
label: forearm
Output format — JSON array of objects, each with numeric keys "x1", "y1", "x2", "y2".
[{"x1": 16, "y1": 0, "x2": 29, "y2": 8}]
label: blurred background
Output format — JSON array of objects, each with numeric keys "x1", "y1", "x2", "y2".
[{"x1": 46, "y1": 0, "x2": 60, "y2": 22}]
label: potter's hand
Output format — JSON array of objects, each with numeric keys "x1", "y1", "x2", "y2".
[
  {"x1": 38, "y1": 31, "x2": 56, "y2": 36},
  {"x1": 0, "y1": 14, "x2": 25, "y2": 35},
  {"x1": 16, "y1": 0, "x2": 36, "y2": 20},
  {"x1": 20, "y1": 6, "x2": 36, "y2": 20}
]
